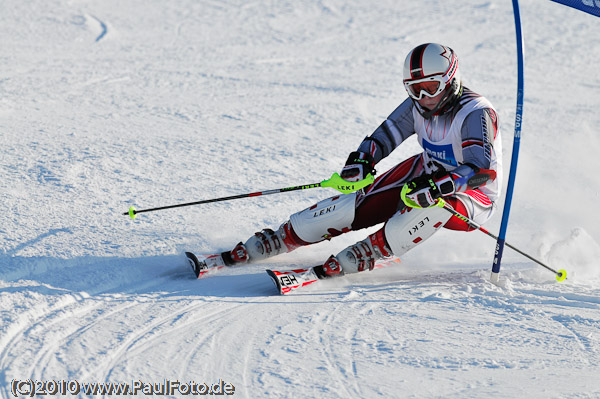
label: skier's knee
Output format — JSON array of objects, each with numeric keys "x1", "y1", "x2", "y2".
[
  {"x1": 289, "y1": 193, "x2": 357, "y2": 243},
  {"x1": 383, "y1": 206, "x2": 452, "y2": 257},
  {"x1": 443, "y1": 194, "x2": 495, "y2": 231}
]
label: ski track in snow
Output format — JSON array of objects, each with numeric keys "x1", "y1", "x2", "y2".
[
  {"x1": 1, "y1": 0, "x2": 600, "y2": 398},
  {"x1": 88, "y1": 15, "x2": 108, "y2": 42},
  {"x1": 1, "y1": 257, "x2": 600, "y2": 397}
]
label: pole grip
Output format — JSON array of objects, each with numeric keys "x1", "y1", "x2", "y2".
[{"x1": 320, "y1": 173, "x2": 375, "y2": 194}]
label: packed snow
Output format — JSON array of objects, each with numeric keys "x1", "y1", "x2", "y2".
[{"x1": 1, "y1": 0, "x2": 599, "y2": 397}]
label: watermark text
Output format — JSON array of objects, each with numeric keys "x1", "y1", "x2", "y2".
[{"x1": 11, "y1": 378, "x2": 235, "y2": 397}]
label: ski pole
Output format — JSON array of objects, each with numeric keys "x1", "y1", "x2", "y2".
[
  {"x1": 437, "y1": 198, "x2": 567, "y2": 281},
  {"x1": 399, "y1": 185, "x2": 566, "y2": 281},
  {"x1": 124, "y1": 172, "x2": 374, "y2": 219}
]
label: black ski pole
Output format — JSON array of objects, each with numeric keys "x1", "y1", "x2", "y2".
[
  {"x1": 124, "y1": 173, "x2": 374, "y2": 219},
  {"x1": 437, "y1": 199, "x2": 567, "y2": 281}
]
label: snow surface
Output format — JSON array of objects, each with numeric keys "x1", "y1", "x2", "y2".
[{"x1": 1, "y1": 0, "x2": 600, "y2": 397}]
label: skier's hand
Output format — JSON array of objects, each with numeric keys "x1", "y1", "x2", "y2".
[
  {"x1": 403, "y1": 172, "x2": 455, "y2": 208},
  {"x1": 340, "y1": 151, "x2": 375, "y2": 182}
]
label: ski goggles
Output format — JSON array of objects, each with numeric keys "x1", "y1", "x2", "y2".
[{"x1": 404, "y1": 75, "x2": 448, "y2": 100}]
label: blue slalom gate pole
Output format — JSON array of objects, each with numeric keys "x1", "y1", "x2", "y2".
[{"x1": 491, "y1": 0, "x2": 525, "y2": 283}]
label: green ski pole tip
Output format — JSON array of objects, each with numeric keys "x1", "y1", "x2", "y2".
[
  {"x1": 128, "y1": 206, "x2": 137, "y2": 220},
  {"x1": 556, "y1": 269, "x2": 567, "y2": 282}
]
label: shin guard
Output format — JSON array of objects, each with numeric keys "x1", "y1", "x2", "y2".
[
  {"x1": 289, "y1": 193, "x2": 357, "y2": 243},
  {"x1": 383, "y1": 206, "x2": 452, "y2": 257}
]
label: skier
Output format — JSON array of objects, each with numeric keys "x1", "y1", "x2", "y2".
[{"x1": 190, "y1": 43, "x2": 502, "y2": 279}]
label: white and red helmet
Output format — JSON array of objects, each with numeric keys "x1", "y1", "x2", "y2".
[{"x1": 403, "y1": 43, "x2": 462, "y2": 117}]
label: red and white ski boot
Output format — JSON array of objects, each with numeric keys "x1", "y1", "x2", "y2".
[{"x1": 186, "y1": 242, "x2": 249, "y2": 278}]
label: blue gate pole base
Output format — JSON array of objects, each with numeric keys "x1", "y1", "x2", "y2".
[{"x1": 491, "y1": 239, "x2": 506, "y2": 285}]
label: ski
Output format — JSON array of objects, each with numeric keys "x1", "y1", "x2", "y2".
[
  {"x1": 267, "y1": 257, "x2": 402, "y2": 295},
  {"x1": 185, "y1": 252, "x2": 227, "y2": 278},
  {"x1": 266, "y1": 267, "x2": 320, "y2": 295},
  {"x1": 185, "y1": 249, "x2": 402, "y2": 292}
]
